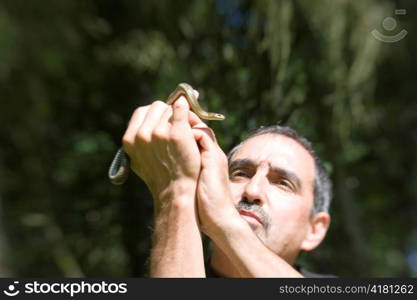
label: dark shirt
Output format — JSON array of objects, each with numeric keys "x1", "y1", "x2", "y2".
[
  {"x1": 295, "y1": 265, "x2": 337, "y2": 278},
  {"x1": 206, "y1": 263, "x2": 336, "y2": 278}
]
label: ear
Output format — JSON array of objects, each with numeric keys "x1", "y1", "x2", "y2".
[{"x1": 300, "y1": 212, "x2": 331, "y2": 251}]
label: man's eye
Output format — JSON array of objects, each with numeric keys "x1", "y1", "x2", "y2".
[
  {"x1": 275, "y1": 179, "x2": 293, "y2": 190},
  {"x1": 230, "y1": 170, "x2": 249, "y2": 178}
]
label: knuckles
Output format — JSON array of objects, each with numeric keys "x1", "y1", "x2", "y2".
[
  {"x1": 122, "y1": 133, "x2": 133, "y2": 151},
  {"x1": 134, "y1": 130, "x2": 152, "y2": 144},
  {"x1": 123, "y1": 100, "x2": 194, "y2": 152},
  {"x1": 152, "y1": 128, "x2": 168, "y2": 141},
  {"x1": 151, "y1": 100, "x2": 168, "y2": 109}
]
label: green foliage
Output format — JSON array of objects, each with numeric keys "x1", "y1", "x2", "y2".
[{"x1": 0, "y1": 0, "x2": 416, "y2": 277}]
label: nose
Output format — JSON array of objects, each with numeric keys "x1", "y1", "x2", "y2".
[{"x1": 242, "y1": 172, "x2": 267, "y2": 206}]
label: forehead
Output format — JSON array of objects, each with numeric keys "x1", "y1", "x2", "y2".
[{"x1": 231, "y1": 134, "x2": 315, "y2": 186}]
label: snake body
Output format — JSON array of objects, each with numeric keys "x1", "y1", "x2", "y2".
[{"x1": 108, "y1": 83, "x2": 225, "y2": 185}]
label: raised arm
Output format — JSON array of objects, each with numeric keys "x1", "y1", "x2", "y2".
[{"x1": 122, "y1": 97, "x2": 206, "y2": 277}]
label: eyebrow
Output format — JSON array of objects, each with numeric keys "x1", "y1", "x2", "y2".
[{"x1": 229, "y1": 158, "x2": 302, "y2": 192}]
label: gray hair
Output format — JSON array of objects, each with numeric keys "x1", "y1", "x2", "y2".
[{"x1": 227, "y1": 125, "x2": 332, "y2": 215}]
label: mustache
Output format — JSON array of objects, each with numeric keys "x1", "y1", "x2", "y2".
[{"x1": 235, "y1": 200, "x2": 270, "y2": 230}]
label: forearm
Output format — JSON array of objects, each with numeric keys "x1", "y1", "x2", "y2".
[
  {"x1": 150, "y1": 187, "x2": 205, "y2": 277},
  {"x1": 211, "y1": 221, "x2": 303, "y2": 278}
]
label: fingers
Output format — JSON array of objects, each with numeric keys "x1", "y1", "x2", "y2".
[
  {"x1": 160, "y1": 105, "x2": 174, "y2": 127},
  {"x1": 139, "y1": 101, "x2": 170, "y2": 141},
  {"x1": 123, "y1": 96, "x2": 208, "y2": 152},
  {"x1": 122, "y1": 101, "x2": 169, "y2": 151},
  {"x1": 188, "y1": 110, "x2": 206, "y2": 128},
  {"x1": 171, "y1": 96, "x2": 190, "y2": 128},
  {"x1": 192, "y1": 127, "x2": 217, "y2": 151},
  {"x1": 153, "y1": 105, "x2": 173, "y2": 138},
  {"x1": 171, "y1": 97, "x2": 207, "y2": 128},
  {"x1": 193, "y1": 127, "x2": 227, "y2": 170},
  {"x1": 122, "y1": 105, "x2": 150, "y2": 150}
]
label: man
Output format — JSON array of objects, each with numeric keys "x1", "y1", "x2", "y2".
[{"x1": 122, "y1": 96, "x2": 332, "y2": 277}]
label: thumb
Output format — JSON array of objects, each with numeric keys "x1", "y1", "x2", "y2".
[{"x1": 172, "y1": 96, "x2": 190, "y2": 127}]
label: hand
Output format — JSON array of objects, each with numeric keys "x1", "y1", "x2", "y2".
[
  {"x1": 193, "y1": 128, "x2": 245, "y2": 239},
  {"x1": 122, "y1": 97, "x2": 205, "y2": 214}
]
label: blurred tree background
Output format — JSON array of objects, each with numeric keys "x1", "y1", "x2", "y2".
[{"x1": 0, "y1": 0, "x2": 416, "y2": 277}]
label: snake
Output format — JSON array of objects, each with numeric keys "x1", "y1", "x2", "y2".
[{"x1": 108, "y1": 83, "x2": 225, "y2": 185}]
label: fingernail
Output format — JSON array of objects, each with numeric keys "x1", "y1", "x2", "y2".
[
  {"x1": 175, "y1": 96, "x2": 187, "y2": 107},
  {"x1": 193, "y1": 124, "x2": 208, "y2": 129}
]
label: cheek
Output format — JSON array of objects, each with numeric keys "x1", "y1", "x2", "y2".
[
  {"x1": 265, "y1": 197, "x2": 310, "y2": 250},
  {"x1": 267, "y1": 192, "x2": 311, "y2": 227}
]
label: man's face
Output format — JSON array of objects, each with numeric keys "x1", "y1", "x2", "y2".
[{"x1": 228, "y1": 133, "x2": 316, "y2": 262}]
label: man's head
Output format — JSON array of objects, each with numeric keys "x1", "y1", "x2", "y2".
[{"x1": 225, "y1": 125, "x2": 332, "y2": 264}]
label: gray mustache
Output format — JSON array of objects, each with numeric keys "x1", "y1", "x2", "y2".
[{"x1": 235, "y1": 200, "x2": 270, "y2": 230}]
